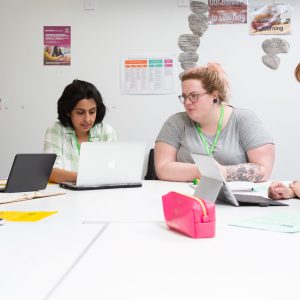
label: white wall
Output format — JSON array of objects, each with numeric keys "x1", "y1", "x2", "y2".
[{"x1": 0, "y1": 0, "x2": 299, "y2": 180}]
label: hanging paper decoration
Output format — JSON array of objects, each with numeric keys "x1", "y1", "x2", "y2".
[
  {"x1": 178, "y1": 1, "x2": 209, "y2": 77},
  {"x1": 261, "y1": 38, "x2": 290, "y2": 70}
]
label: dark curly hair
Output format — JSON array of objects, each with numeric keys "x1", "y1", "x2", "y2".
[{"x1": 57, "y1": 79, "x2": 106, "y2": 127}]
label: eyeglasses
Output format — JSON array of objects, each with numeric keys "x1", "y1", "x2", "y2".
[{"x1": 178, "y1": 92, "x2": 208, "y2": 104}]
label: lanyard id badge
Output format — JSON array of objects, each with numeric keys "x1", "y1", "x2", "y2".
[{"x1": 195, "y1": 105, "x2": 224, "y2": 156}]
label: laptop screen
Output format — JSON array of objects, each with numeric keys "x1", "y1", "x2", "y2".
[
  {"x1": 0, "y1": 153, "x2": 56, "y2": 193},
  {"x1": 76, "y1": 142, "x2": 145, "y2": 186}
]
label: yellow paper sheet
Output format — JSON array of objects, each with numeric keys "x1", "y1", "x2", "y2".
[{"x1": 0, "y1": 211, "x2": 57, "y2": 222}]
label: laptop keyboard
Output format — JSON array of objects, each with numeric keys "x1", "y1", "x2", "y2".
[
  {"x1": 59, "y1": 182, "x2": 142, "y2": 191},
  {"x1": 234, "y1": 194, "x2": 288, "y2": 206}
]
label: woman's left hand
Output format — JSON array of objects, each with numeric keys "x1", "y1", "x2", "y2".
[
  {"x1": 268, "y1": 181, "x2": 295, "y2": 200},
  {"x1": 289, "y1": 181, "x2": 300, "y2": 199}
]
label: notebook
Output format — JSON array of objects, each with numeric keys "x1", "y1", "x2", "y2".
[
  {"x1": 0, "y1": 153, "x2": 56, "y2": 193},
  {"x1": 59, "y1": 142, "x2": 145, "y2": 191},
  {"x1": 192, "y1": 154, "x2": 288, "y2": 207}
]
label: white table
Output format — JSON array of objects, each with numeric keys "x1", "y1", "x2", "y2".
[
  {"x1": 1, "y1": 181, "x2": 299, "y2": 300},
  {"x1": 49, "y1": 221, "x2": 300, "y2": 300},
  {"x1": 0, "y1": 181, "x2": 192, "y2": 223},
  {"x1": 0, "y1": 222, "x2": 105, "y2": 300}
]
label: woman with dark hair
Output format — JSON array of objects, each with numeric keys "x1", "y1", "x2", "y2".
[{"x1": 44, "y1": 79, "x2": 117, "y2": 183}]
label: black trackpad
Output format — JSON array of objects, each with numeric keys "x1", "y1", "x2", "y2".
[{"x1": 234, "y1": 194, "x2": 289, "y2": 206}]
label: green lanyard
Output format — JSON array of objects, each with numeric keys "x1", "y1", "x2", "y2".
[
  {"x1": 195, "y1": 105, "x2": 224, "y2": 156},
  {"x1": 75, "y1": 133, "x2": 91, "y2": 154}
]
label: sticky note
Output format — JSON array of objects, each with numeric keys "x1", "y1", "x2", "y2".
[
  {"x1": 229, "y1": 212, "x2": 300, "y2": 233},
  {"x1": 0, "y1": 211, "x2": 57, "y2": 222}
]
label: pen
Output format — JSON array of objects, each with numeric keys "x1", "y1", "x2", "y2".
[{"x1": 252, "y1": 186, "x2": 268, "y2": 192}]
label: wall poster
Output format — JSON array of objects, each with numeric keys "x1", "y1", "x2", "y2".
[
  {"x1": 250, "y1": 4, "x2": 292, "y2": 35},
  {"x1": 43, "y1": 26, "x2": 71, "y2": 65},
  {"x1": 120, "y1": 55, "x2": 175, "y2": 94},
  {"x1": 208, "y1": 0, "x2": 248, "y2": 25}
]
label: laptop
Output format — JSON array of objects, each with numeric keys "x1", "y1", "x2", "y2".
[
  {"x1": 59, "y1": 142, "x2": 145, "y2": 191},
  {"x1": 0, "y1": 153, "x2": 56, "y2": 193},
  {"x1": 192, "y1": 154, "x2": 288, "y2": 207}
]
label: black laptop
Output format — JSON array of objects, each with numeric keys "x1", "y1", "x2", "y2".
[
  {"x1": 0, "y1": 153, "x2": 56, "y2": 193},
  {"x1": 217, "y1": 184, "x2": 288, "y2": 207}
]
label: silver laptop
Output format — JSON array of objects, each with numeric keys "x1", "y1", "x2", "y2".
[
  {"x1": 192, "y1": 154, "x2": 288, "y2": 207},
  {"x1": 59, "y1": 142, "x2": 145, "y2": 190}
]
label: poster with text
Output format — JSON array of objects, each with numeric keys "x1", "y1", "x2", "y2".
[
  {"x1": 250, "y1": 4, "x2": 292, "y2": 35},
  {"x1": 120, "y1": 55, "x2": 176, "y2": 94},
  {"x1": 44, "y1": 26, "x2": 71, "y2": 65},
  {"x1": 208, "y1": 0, "x2": 248, "y2": 25}
]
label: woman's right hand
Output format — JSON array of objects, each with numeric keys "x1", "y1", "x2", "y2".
[{"x1": 268, "y1": 181, "x2": 296, "y2": 200}]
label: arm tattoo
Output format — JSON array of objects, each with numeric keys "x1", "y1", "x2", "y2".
[{"x1": 226, "y1": 163, "x2": 264, "y2": 182}]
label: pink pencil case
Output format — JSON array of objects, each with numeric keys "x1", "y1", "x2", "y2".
[{"x1": 162, "y1": 191, "x2": 215, "y2": 238}]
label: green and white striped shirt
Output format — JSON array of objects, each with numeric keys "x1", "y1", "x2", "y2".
[{"x1": 43, "y1": 121, "x2": 117, "y2": 171}]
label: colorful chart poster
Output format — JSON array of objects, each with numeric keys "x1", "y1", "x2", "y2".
[
  {"x1": 120, "y1": 55, "x2": 175, "y2": 94},
  {"x1": 208, "y1": 0, "x2": 248, "y2": 24},
  {"x1": 43, "y1": 26, "x2": 71, "y2": 65},
  {"x1": 250, "y1": 4, "x2": 292, "y2": 35}
]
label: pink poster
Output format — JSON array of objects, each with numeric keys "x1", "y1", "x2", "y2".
[{"x1": 43, "y1": 26, "x2": 71, "y2": 66}]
